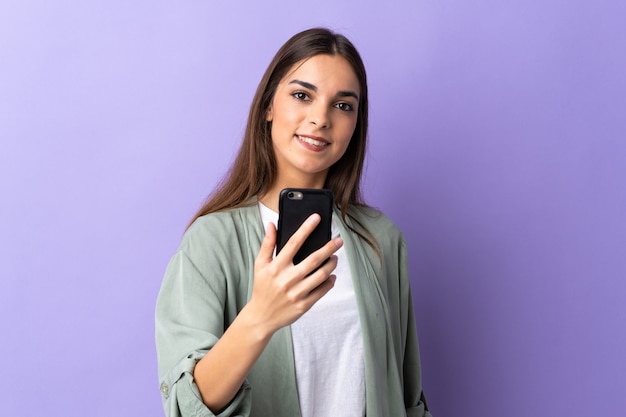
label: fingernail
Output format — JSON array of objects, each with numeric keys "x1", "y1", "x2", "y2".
[{"x1": 334, "y1": 237, "x2": 343, "y2": 248}]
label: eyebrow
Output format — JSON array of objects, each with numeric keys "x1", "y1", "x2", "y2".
[{"x1": 288, "y1": 79, "x2": 359, "y2": 100}]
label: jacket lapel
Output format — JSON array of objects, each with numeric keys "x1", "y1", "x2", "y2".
[{"x1": 334, "y1": 207, "x2": 391, "y2": 416}]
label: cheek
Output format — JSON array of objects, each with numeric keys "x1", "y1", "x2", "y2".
[
  {"x1": 339, "y1": 118, "x2": 358, "y2": 143},
  {"x1": 336, "y1": 120, "x2": 357, "y2": 158},
  {"x1": 271, "y1": 97, "x2": 298, "y2": 126},
  {"x1": 337, "y1": 125, "x2": 356, "y2": 154}
]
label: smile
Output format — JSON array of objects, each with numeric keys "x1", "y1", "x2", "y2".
[{"x1": 296, "y1": 135, "x2": 329, "y2": 147}]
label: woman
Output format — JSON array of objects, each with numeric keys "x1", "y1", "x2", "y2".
[{"x1": 156, "y1": 28, "x2": 432, "y2": 417}]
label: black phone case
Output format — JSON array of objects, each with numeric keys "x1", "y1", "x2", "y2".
[{"x1": 276, "y1": 188, "x2": 333, "y2": 265}]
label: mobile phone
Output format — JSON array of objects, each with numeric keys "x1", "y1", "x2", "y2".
[{"x1": 276, "y1": 188, "x2": 333, "y2": 265}]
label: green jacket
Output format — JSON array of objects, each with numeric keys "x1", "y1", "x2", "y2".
[{"x1": 155, "y1": 202, "x2": 431, "y2": 417}]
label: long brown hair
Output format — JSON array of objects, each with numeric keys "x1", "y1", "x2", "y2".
[{"x1": 189, "y1": 28, "x2": 377, "y2": 251}]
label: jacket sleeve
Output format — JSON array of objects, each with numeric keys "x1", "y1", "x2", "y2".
[
  {"x1": 403, "y1": 288, "x2": 433, "y2": 417},
  {"x1": 399, "y1": 238, "x2": 433, "y2": 417},
  {"x1": 155, "y1": 249, "x2": 251, "y2": 417}
]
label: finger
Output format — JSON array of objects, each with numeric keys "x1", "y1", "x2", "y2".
[
  {"x1": 275, "y1": 213, "x2": 321, "y2": 260},
  {"x1": 310, "y1": 254, "x2": 339, "y2": 282},
  {"x1": 304, "y1": 274, "x2": 337, "y2": 305},
  {"x1": 296, "y1": 237, "x2": 343, "y2": 276},
  {"x1": 292, "y1": 255, "x2": 339, "y2": 296},
  {"x1": 255, "y1": 222, "x2": 277, "y2": 266},
  {"x1": 287, "y1": 271, "x2": 337, "y2": 317}
]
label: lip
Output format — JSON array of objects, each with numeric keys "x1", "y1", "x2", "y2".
[{"x1": 295, "y1": 134, "x2": 330, "y2": 151}]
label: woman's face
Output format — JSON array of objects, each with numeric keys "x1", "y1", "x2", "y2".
[{"x1": 267, "y1": 54, "x2": 360, "y2": 187}]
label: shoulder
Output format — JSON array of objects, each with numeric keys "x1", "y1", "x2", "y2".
[
  {"x1": 179, "y1": 203, "x2": 261, "y2": 253},
  {"x1": 347, "y1": 205, "x2": 404, "y2": 242}
]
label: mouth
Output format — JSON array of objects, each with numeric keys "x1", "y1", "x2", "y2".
[{"x1": 296, "y1": 135, "x2": 330, "y2": 147}]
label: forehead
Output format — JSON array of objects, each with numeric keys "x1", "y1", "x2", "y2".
[{"x1": 281, "y1": 54, "x2": 360, "y2": 95}]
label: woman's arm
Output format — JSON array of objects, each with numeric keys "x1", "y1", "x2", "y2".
[
  {"x1": 398, "y1": 238, "x2": 433, "y2": 417},
  {"x1": 193, "y1": 215, "x2": 343, "y2": 413}
]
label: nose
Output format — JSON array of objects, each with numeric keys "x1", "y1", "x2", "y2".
[{"x1": 308, "y1": 102, "x2": 330, "y2": 129}]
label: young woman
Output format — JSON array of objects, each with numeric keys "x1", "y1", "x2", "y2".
[{"x1": 156, "y1": 28, "x2": 432, "y2": 417}]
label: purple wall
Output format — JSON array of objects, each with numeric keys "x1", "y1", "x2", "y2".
[{"x1": 1, "y1": 1, "x2": 624, "y2": 416}]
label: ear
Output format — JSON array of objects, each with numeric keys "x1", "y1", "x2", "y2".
[{"x1": 266, "y1": 105, "x2": 273, "y2": 122}]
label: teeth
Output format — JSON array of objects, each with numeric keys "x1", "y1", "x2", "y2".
[{"x1": 297, "y1": 135, "x2": 328, "y2": 147}]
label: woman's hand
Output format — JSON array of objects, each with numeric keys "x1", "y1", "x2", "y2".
[
  {"x1": 193, "y1": 213, "x2": 342, "y2": 412},
  {"x1": 246, "y1": 213, "x2": 343, "y2": 336}
]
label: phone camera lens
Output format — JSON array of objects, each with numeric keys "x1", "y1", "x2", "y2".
[{"x1": 288, "y1": 192, "x2": 294, "y2": 198}]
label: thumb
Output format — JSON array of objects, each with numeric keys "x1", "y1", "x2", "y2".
[{"x1": 256, "y1": 222, "x2": 277, "y2": 266}]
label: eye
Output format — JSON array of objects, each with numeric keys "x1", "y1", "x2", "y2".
[
  {"x1": 335, "y1": 102, "x2": 354, "y2": 112},
  {"x1": 292, "y1": 91, "x2": 310, "y2": 101}
]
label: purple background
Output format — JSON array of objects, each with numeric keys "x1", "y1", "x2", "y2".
[{"x1": 1, "y1": 1, "x2": 625, "y2": 416}]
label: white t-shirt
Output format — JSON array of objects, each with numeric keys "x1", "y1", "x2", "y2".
[{"x1": 259, "y1": 203, "x2": 365, "y2": 417}]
